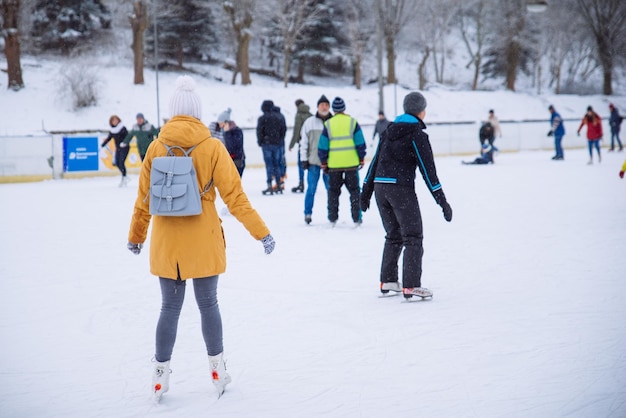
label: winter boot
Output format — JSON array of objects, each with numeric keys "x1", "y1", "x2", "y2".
[
  {"x1": 152, "y1": 359, "x2": 171, "y2": 402},
  {"x1": 291, "y1": 181, "x2": 304, "y2": 193},
  {"x1": 209, "y1": 352, "x2": 231, "y2": 398},
  {"x1": 402, "y1": 287, "x2": 433, "y2": 299},
  {"x1": 262, "y1": 182, "x2": 274, "y2": 195},
  {"x1": 304, "y1": 215, "x2": 312, "y2": 225},
  {"x1": 380, "y1": 281, "x2": 401, "y2": 294}
]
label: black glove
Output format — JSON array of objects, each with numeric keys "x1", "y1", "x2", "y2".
[
  {"x1": 547, "y1": 130, "x2": 553, "y2": 137},
  {"x1": 301, "y1": 161, "x2": 310, "y2": 170},
  {"x1": 360, "y1": 184, "x2": 373, "y2": 212},
  {"x1": 441, "y1": 202, "x2": 453, "y2": 222},
  {"x1": 127, "y1": 242, "x2": 143, "y2": 255}
]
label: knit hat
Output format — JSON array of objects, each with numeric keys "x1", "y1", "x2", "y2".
[
  {"x1": 217, "y1": 108, "x2": 231, "y2": 123},
  {"x1": 136, "y1": 113, "x2": 144, "y2": 119},
  {"x1": 548, "y1": 105, "x2": 554, "y2": 111},
  {"x1": 169, "y1": 75, "x2": 202, "y2": 119},
  {"x1": 403, "y1": 92, "x2": 427, "y2": 116},
  {"x1": 317, "y1": 95, "x2": 330, "y2": 106},
  {"x1": 332, "y1": 97, "x2": 346, "y2": 113}
]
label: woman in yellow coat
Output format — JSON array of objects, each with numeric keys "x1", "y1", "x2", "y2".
[{"x1": 127, "y1": 75, "x2": 275, "y2": 401}]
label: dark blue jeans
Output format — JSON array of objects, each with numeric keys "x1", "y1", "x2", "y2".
[
  {"x1": 610, "y1": 130, "x2": 622, "y2": 150},
  {"x1": 587, "y1": 139, "x2": 601, "y2": 158},
  {"x1": 554, "y1": 134, "x2": 564, "y2": 158},
  {"x1": 262, "y1": 144, "x2": 282, "y2": 185},
  {"x1": 304, "y1": 164, "x2": 329, "y2": 216},
  {"x1": 155, "y1": 276, "x2": 223, "y2": 362}
]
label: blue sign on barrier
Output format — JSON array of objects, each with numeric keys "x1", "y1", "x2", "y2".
[{"x1": 63, "y1": 137, "x2": 99, "y2": 172}]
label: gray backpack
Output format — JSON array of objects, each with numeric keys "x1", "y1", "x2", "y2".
[{"x1": 149, "y1": 142, "x2": 211, "y2": 216}]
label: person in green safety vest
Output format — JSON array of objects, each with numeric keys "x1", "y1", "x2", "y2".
[{"x1": 317, "y1": 97, "x2": 367, "y2": 226}]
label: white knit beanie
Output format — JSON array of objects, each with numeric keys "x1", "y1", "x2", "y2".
[{"x1": 169, "y1": 75, "x2": 202, "y2": 120}]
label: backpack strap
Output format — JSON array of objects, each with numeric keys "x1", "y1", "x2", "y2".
[
  {"x1": 162, "y1": 143, "x2": 198, "y2": 157},
  {"x1": 158, "y1": 139, "x2": 214, "y2": 197}
]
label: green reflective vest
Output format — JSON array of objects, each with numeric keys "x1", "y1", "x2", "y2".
[{"x1": 325, "y1": 114, "x2": 359, "y2": 168}]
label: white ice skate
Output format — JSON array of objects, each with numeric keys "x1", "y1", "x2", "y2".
[
  {"x1": 380, "y1": 282, "x2": 402, "y2": 294},
  {"x1": 402, "y1": 287, "x2": 433, "y2": 299},
  {"x1": 152, "y1": 359, "x2": 171, "y2": 402},
  {"x1": 209, "y1": 352, "x2": 232, "y2": 398}
]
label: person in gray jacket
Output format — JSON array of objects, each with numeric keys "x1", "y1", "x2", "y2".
[{"x1": 300, "y1": 95, "x2": 332, "y2": 224}]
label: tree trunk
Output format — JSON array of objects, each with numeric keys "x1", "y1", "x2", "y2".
[
  {"x1": 129, "y1": 1, "x2": 148, "y2": 85},
  {"x1": 239, "y1": 34, "x2": 251, "y2": 85},
  {"x1": 505, "y1": 41, "x2": 520, "y2": 91},
  {"x1": 283, "y1": 46, "x2": 291, "y2": 87},
  {"x1": 2, "y1": 0, "x2": 24, "y2": 90},
  {"x1": 353, "y1": 56, "x2": 362, "y2": 89},
  {"x1": 385, "y1": 35, "x2": 396, "y2": 84},
  {"x1": 418, "y1": 48, "x2": 430, "y2": 90},
  {"x1": 472, "y1": 54, "x2": 481, "y2": 91},
  {"x1": 295, "y1": 58, "x2": 305, "y2": 84}
]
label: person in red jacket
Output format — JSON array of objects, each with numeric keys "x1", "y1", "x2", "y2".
[{"x1": 577, "y1": 106, "x2": 603, "y2": 165}]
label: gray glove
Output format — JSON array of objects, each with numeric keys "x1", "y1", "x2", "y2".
[
  {"x1": 261, "y1": 234, "x2": 275, "y2": 255},
  {"x1": 127, "y1": 242, "x2": 143, "y2": 255}
]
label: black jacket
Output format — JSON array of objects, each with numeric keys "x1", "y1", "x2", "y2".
[
  {"x1": 256, "y1": 100, "x2": 287, "y2": 146},
  {"x1": 361, "y1": 114, "x2": 447, "y2": 207}
]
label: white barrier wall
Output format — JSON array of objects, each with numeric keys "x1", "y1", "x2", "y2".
[{"x1": 0, "y1": 120, "x2": 588, "y2": 181}]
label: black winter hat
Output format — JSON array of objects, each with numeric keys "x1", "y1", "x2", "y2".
[
  {"x1": 317, "y1": 95, "x2": 330, "y2": 106},
  {"x1": 403, "y1": 92, "x2": 427, "y2": 116},
  {"x1": 332, "y1": 97, "x2": 346, "y2": 113}
]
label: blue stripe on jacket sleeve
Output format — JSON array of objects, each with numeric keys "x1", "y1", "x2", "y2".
[{"x1": 412, "y1": 141, "x2": 441, "y2": 192}]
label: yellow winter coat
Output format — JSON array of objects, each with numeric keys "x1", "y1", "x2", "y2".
[{"x1": 128, "y1": 115, "x2": 270, "y2": 280}]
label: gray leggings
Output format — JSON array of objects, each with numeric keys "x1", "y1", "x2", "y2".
[{"x1": 155, "y1": 276, "x2": 223, "y2": 362}]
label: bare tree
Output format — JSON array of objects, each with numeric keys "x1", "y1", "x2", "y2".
[
  {"x1": 575, "y1": 0, "x2": 626, "y2": 95},
  {"x1": 274, "y1": 0, "x2": 322, "y2": 87},
  {"x1": 457, "y1": 0, "x2": 488, "y2": 90},
  {"x1": 224, "y1": 0, "x2": 255, "y2": 85},
  {"x1": 129, "y1": 0, "x2": 148, "y2": 85},
  {"x1": 380, "y1": 0, "x2": 415, "y2": 84},
  {"x1": 345, "y1": 0, "x2": 372, "y2": 89},
  {"x1": 428, "y1": 0, "x2": 460, "y2": 84},
  {"x1": 1, "y1": 0, "x2": 24, "y2": 90}
]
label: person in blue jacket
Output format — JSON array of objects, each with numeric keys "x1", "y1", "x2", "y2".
[
  {"x1": 547, "y1": 105, "x2": 566, "y2": 160},
  {"x1": 608, "y1": 103, "x2": 623, "y2": 152},
  {"x1": 360, "y1": 92, "x2": 452, "y2": 300}
]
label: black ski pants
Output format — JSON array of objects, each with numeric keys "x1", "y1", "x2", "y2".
[
  {"x1": 374, "y1": 183, "x2": 424, "y2": 288},
  {"x1": 327, "y1": 169, "x2": 361, "y2": 223}
]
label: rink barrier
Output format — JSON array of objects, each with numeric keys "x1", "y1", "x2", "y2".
[{"x1": 0, "y1": 119, "x2": 590, "y2": 183}]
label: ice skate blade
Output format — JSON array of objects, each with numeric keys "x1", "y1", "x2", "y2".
[{"x1": 402, "y1": 295, "x2": 433, "y2": 302}]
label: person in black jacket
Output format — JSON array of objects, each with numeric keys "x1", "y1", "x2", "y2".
[
  {"x1": 257, "y1": 100, "x2": 287, "y2": 194},
  {"x1": 101, "y1": 114, "x2": 130, "y2": 187},
  {"x1": 219, "y1": 109, "x2": 245, "y2": 177},
  {"x1": 360, "y1": 92, "x2": 452, "y2": 300}
]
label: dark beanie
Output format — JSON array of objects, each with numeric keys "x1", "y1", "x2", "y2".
[
  {"x1": 317, "y1": 95, "x2": 330, "y2": 106},
  {"x1": 332, "y1": 97, "x2": 346, "y2": 113},
  {"x1": 403, "y1": 92, "x2": 427, "y2": 116}
]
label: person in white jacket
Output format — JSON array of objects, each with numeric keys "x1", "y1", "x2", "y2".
[{"x1": 299, "y1": 95, "x2": 332, "y2": 224}]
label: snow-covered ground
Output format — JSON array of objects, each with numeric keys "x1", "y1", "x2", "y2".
[
  {"x1": 1, "y1": 146, "x2": 625, "y2": 417},
  {"x1": 1, "y1": 58, "x2": 626, "y2": 417}
]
